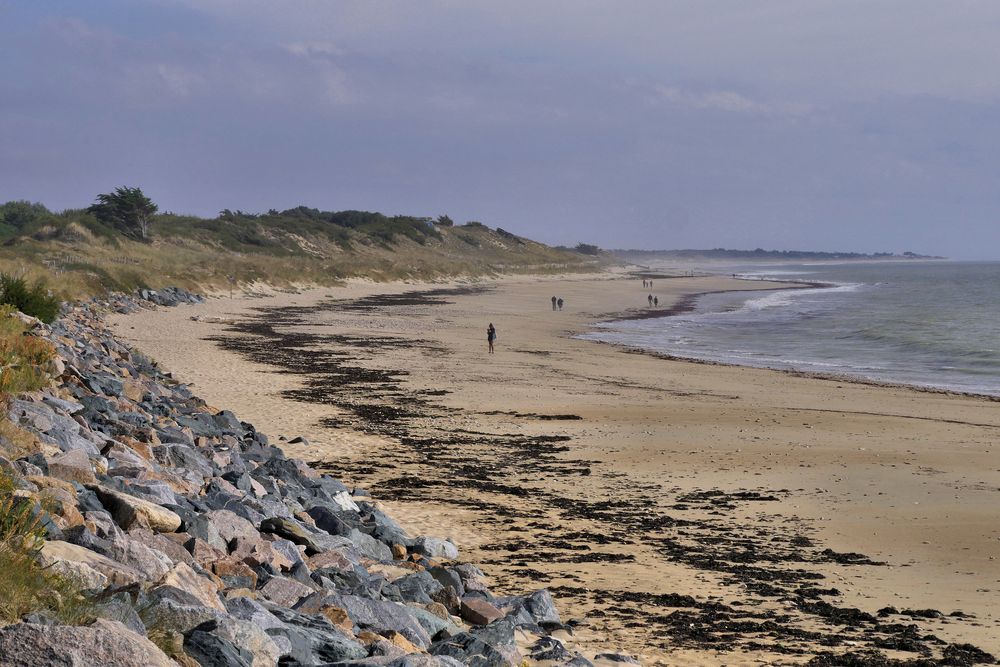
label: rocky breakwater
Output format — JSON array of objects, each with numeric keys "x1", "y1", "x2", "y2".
[{"x1": 0, "y1": 298, "x2": 607, "y2": 667}]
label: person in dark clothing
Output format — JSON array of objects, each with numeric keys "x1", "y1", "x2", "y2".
[
  {"x1": 647, "y1": 294, "x2": 653, "y2": 306},
  {"x1": 653, "y1": 296, "x2": 659, "y2": 307},
  {"x1": 487, "y1": 323, "x2": 496, "y2": 354},
  {"x1": 557, "y1": 297, "x2": 564, "y2": 310},
  {"x1": 551, "y1": 296, "x2": 557, "y2": 311}
]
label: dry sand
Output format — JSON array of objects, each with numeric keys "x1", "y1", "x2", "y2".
[{"x1": 109, "y1": 273, "x2": 1000, "y2": 665}]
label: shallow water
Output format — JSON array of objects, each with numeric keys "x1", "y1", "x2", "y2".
[{"x1": 584, "y1": 261, "x2": 1000, "y2": 396}]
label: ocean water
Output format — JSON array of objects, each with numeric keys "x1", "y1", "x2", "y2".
[{"x1": 583, "y1": 261, "x2": 1000, "y2": 396}]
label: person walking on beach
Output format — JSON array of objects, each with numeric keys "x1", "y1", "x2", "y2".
[
  {"x1": 487, "y1": 323, "x2": 496, "y2": 354},
  {"x1": 642, "y1": 279, "x2": 647, "y2": 288},
  {"x1": 551, "y1": 296, "x2": 557, "y2": 311},
  {"x1": 647, "y1": 294, "x2": 653, "y2": 306},
  {"x1": 557, "y1": 297, "x2": 564, "y2": 311},
  {"x1": 654, "y1": 296, "x2": 659, "y2": 307}
]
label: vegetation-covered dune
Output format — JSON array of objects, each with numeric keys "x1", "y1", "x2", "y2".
[{"x1": 0, "y1": 195, "x2": 603, "y2": 299}]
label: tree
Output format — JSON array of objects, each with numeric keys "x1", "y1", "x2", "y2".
[
  {"x1": 435, "y1": 214, "x2": 454, "y2": 227},
  {"x1": 88, "y1": 187, "x2": 158, "y2": 240}
]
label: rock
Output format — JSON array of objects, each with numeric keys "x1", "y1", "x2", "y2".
[
  {"x1": 100, "y1": 532, "x2": 173, "y2": 581},
  {"x1": 385, "y1": 630, "x2": 423, "y2": 654},
  {"x1": 392, "y1": 543, "x2": 408, "y2": 560},
  {"x1": 413, "y1": 537, "x2": 459, "y2": 561},
  {"x1": 184, "y1": 624, "x2": 254, "y2": 667},
  {"x1": 142, "y1": 595, "x2": 226, "y2": 635},
  {"x1": 129, "y1": 527, "x2": 195, "y2": 566},
  {"x1": 0, "y1": 619, "x2": 175, "y2": 667},
  {"x1": 348, "y1": 528, "x2": 394, "y2": 561},
  {"x1": 307, "y1": 594, "x2": 432, "y2": 649},
  {"x1": 37, "y1": 539, "x2": 141, "y2": 586},
  {"x1": 259, "y1": 575, "x2": 315, "y2": 607},
  {"x1": 320, "y1": 605, "x2": 357, "y2": 634},
  {"x1": 259, "y1": 516, "x2": 316, "y2": 550},
  {"x1": 39, "y1": 552, "x2": 109, "y2": 589},
  {"x1": 88, "y1": 484, "x2": 181, "y2": 533},
  {"x1": 496, "y1": 590, "x2": 561, "y2": 626},
  {"x1": 261, "y1": 602, "x2": 368, "y2": 664},
  {"x1": 158, "y1": 562, "x2": 226, "y2": 611},
  {"x1": 431, "y1": 618, "x2": 521, "y2": 667},
  {"x1": 408, "y1": 605, "x2": 463, "y2": 640},
  {"x1": 212, "y1": 557, "x2": 259, "y2": 590},
  {"x1": 308, "y1": 548, "x2": 356, "y2": 571},
  {"x1": 203, "y1": 508, "x2": 259, "y2": 552},
  {"x1": 594, "y1": 653, "x2": 640, "y2": 664},
  {"x1": 197, "y1": 617, "x2": 281, "y2": 667},
  {"x1": 187, "y1": 536, "x2": 228, "y2": 565},
  {"x1": 461, "y1": 598, "x2": 504, "y2": 626},
  {"x1": 47, "y1": 449, "x2": 96, "y2": 485}
]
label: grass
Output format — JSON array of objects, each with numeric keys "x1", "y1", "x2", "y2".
[
  {"x1": 0, "y1": 205, "x2": 606, "y2": 300},
  {"x1": 0, "y1": 475, "x2": 96, "y2": 626},
  {"x1": 0, "y1": 308, "x2": 98, "y2": 626}
]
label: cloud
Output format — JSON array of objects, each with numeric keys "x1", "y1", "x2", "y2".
[{"x1": 643, "y1": 83, "x2": 813, "y2": 118}]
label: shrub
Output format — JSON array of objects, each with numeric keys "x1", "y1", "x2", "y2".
[
  {"x1": 0, "y1": 273, "x2": 61, "y2": 323},
  {"x1": 0, "y1": 475, "x2": 95, "y2": 625}
]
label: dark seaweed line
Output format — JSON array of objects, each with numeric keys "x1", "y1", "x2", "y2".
[{"x1": 207, "y1": 286, "x2": 996, "y2": 666}]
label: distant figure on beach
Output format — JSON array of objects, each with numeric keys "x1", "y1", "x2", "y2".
[
  {"x1": 642, "y1": 279, "x2": 647, "y2": 288},
  {"x1": 647, "y1": 294, "x2": 653, "y2": 306},
  {"x1": 649, "y1": 279, "x2": 653, "y2": 288},
  {"x1": 487, "y1": 323, "x2": 496, "y2": 354},
  {"x1": 557, "y1": 297, "x2": 564, "y2": 310},
  {"x1": 654, "y1": 296, "x2": 659, "y2": 307},
  {"x1": 551, "y1": 295, "x2": 557, "y2": 311}
]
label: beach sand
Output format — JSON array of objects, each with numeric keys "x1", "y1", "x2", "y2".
[{"x1": 109, "y1": 273, "x2": 1000, "y2": 665}]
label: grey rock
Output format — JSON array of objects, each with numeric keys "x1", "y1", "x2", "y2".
[
  {"x1": 261, "y1": 603, "x2": 367, "y2": 664},
  {"x1": 348, "y1": 527, "x2": 394, "y2": 561},
  {"x1": 0, "y1": 619, "x2": 175, "y2": 667},
  {"x1": 593, "y1": 654, "x2": 638, "y2": 664},
  {"x1": 260, "y1": 575, "x2": 316, "y2": 607},
  {"x1": 184, "y1": 625, "x2": 254, "y2": 667},
  {"x1": 142, "y1": 596, "x2": 226, "y2": 634},
  {"x1": 413, "y1": 537, "x2": 459, "y2": 561},
  {"x1": 395, "y1": 570, "x2": 444, "y2": 604},
  {"x1": 430, "y1": 617, "x2": 521, "y2": 667},
  {"x1": 308, "y1": 594, "x2": 432, "y2": 649}
]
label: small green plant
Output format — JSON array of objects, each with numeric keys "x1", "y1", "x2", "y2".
[
  {"x1": 0, "y1": 306, "x2": 56, "y2": 394},
  {"x1": 0, "y1": 273, "x2": 61, "y2": 323},
  {"x1": 0, "y1": 475, "x2": 96, "y2": 625}
]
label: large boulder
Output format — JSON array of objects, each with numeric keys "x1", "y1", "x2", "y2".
[
  {"x1": 87, "y1": 484, "x2": 181, "y2": 533},
  {"x1": 157, "y1": 562, "x2": 225, "y2": 611},
  {"x1": 301, "y1": 594, "x2": 432, "y2": 649},
  {"x1": 0, "y1": 619, "x2": 175, "y2": 667},
  {"x1": 37, "y1": 540, "x2": 141, "y2": 587}
]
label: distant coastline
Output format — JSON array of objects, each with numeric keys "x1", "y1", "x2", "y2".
[{"x1": 612, "y1": 247, "x2": 946, "y2": 261}]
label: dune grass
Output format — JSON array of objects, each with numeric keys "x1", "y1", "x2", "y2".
[{"x1": 0, "y1": 205, "x2": 604, "y2": 300}]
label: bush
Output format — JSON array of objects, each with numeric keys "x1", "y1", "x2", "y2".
[
  {"x1": 0, "y1": 273, "x2": 61, "y2": 323},
  {"x1": 0, "y1": 307, "x2": 56, "y2": 395},
  {"x1": 0, "y1": 473, "x2": 95, "y2": 625}
]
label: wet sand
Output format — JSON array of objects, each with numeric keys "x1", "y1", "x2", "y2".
[{"x1": 110, "y1": 273, "x2": 1000, "y2": 665}]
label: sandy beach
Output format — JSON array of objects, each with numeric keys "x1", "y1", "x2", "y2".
[{"x1": 109, "y1": 273, "x2": 1000, "y2": 665}]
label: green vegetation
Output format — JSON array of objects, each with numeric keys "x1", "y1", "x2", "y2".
[
  {"x1": 89, "y1": 187, "x2": 158, "y2": 241},
  {"x1": 0, "y1": 192, "x2": 602, "y2": 298},
  {"x1": 0, "y1": 313, "x2": 92, "y2": 625},
  {"x1": 0, "y1": 274, "x2": 61, "y2": 323},
  {"x1": 0, "y1": 474, "x2": 96, "y2": 625}
]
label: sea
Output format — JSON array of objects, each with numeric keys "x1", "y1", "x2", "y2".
[{"x1": 582, "y1": 261, "x2": 1000, "y2": 397}]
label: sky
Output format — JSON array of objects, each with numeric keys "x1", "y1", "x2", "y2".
[{"x1": 2, "y1": 1, "x2": 999, "y2": 258}]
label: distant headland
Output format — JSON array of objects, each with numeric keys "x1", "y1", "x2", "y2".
[{"x1": 611, "y1": 247, "x2": 946, "y2": 261}]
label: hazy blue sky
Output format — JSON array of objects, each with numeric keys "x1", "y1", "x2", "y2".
[{"x1": 2, "y1": 1, "x2": 999, "y2": 257}]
